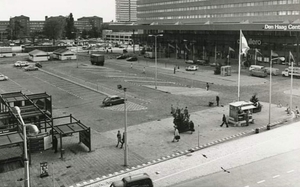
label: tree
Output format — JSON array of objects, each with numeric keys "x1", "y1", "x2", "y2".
[
  {"x1": 81, "y1": 29, "x2": 89, "y2": 39},
  {"x1": 43, "y1": 17, "x2": 65, "y2": 45},
  {"x1": 65, "y1": 13, "x2": 76, "y2": 39}
]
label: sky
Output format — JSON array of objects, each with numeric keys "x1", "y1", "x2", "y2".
[{"x1": 0, "y1": 0, "x2": 115, "y2": 22}]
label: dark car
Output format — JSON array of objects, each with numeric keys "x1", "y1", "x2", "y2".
[
  {"x1": 116, "y1": 55, "x2": 128, "y2": 59},
  {"x1": 102, "y1": 95, "x2": 125, "y2": 106},
  {"x1": 126, "y1": 56, "x2": 138, "y2": 61},
  {"x1": 35, "y1": 62, "x2": 42, "y2": 68}
]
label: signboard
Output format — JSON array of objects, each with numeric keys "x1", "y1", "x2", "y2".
[
  {"x1": 264, "y1": 24, "x2": 300, "y2": 31},
  {"x1": 79, "y1": 127, "x2": 91, "y2": 152},
  {"x1": 40, "y1": 162, "x2": 49, "y2": 178}
]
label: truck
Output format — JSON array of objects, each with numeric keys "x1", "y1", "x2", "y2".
[
  {"x1": 90, "y1": 54, "x2": 105, "y2": 66},
  {"x1": 281, "y1": 67, "x2": 300, "y2": 78}
]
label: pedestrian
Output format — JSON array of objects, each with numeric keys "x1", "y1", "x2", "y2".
[
  {"x1": 172, "y1": 128, "x2": 180, "y2": 142},
  {"x1": 143, "y1": 67, "x2": 146, "y2": 74},
  {"x1": 216, "y1": 96, "x2": 220, "y2": 106},
  {"x1": 220, "y1": 114, "x2": 229, "y2": 128},
  {"x1": 131, "y1": 63, "x2": 133, "y2": 69},
  {"x1": 206, "y1": 83, "x2": 209, "y2": 91},
  {"x1": 174, "y1": 66, "x2": 176, "y2": 74},
  {"x1": 120, "y1": 132, "x2": 125, "y2": 149},
  {"x1": 116, "y1": 130, "x2": 122, "y2": 148},
  {"x1": 189, "y1": 120, "x2": 195, "y2": 134},
  {"x1": 296, "y1": 106, "x2": 300, "y2": 118},
  {"x1": 52, "y1": 135, "x2": 58, "y2": 153},
  {"x1": 171, "y1": 104, "x2": 175, "y2": 115},
  {"x1": 184, "y1": 106, "x2": 188, "y2": 116}
]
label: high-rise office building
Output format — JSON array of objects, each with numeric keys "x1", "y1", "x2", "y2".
[
  {"x1": 137, "y1": 0, "x2": 300, "y2": 25},
  {"x1": 116, "y1": 0, "x2": 137, "y2": 22}
]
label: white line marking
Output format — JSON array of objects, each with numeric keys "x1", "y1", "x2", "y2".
[
  {"x1": 257, "y1": 180, "x2": 265, "y2": 184},
  {"x1": 244, "y1": 186, "x2": 249, "y2": 187},
  {"x1": 272, "y1": 175, "x2": 280, "y2": 178},
  {"x1": 287, "y1": 170, "x2": 294, "y2": 173}
]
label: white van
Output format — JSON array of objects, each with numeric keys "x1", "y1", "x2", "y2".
[{"x1": 249, "y1": 65, "x2": 265, "y2": 71}]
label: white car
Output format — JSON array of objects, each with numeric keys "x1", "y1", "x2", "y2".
[
  {"x1": 0, "y1": 74, "x2": 8, "y2": 81},
  {"x1": 14, "y1": 61, "x2": 29, "y2": 67},
  {"x1": 185, "y1": 65, "x2": 198, "y2": 71}
]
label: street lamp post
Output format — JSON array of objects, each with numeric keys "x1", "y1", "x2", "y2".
[
  {"x1": 118, "y1": 85, "x2": 128, "y2": 166},
  {"x1": 268, "y1": 57, "x2": 285, "y2": 126},
  {"x1": 11, "y1": 106, "x2": 39, "y2": 187},
  {"x1": 149, "y1": 34, "x2": 163, "y2": 89}
]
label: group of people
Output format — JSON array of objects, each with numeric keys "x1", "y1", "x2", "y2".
[
  {"x1": 171, "y1": 105, "x2": 190, "y2": 120},
  {"x1": 285, "y1": 105, "x2": 300, "y2": 118},
  {"x1": 116, "y1": 130, "x2": 126, "y2": 149}
]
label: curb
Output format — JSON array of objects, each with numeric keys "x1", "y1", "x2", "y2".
[{"x1": 70, "y1": 118, "x2": 289, "y2": 187}]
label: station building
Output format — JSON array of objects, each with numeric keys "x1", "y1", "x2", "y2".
[{"x1": 109, "y1": 0, "x2": 300, "y2": 63}]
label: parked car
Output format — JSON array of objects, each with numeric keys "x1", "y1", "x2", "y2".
[
  {"x1": 24, "y1": 65, "x2": 38, "y2": 71},
  {"x1": 14, "y1": 61, "x2": 29, "y2": 67},
  {"x1": 185, "y1": 65, "x2": 199, "y2": 71},
  {"x1": 110, "y1": 173, "x2": 153, "y2": 187},
  {"x1": 116, "y1": 55, "x2": 129, "y2": 59},
  {"x1": 35, "y1": 62, "x2": 42, "y2": 68},
  {"x1": 126, "y1": 56, "x2": 138, "y2": 61},
  {"x1": 0, "y1": 74, "x2": 8, "y2": 81},
  {"x1": 194, "y1": 59, "x2": 208, "y2": 65},
  {"x1": 185, "y1": 60, "x2": 195, "y2": 64},
  {"x1": 102, "y1": 95, "x2": 125, "y2": 106}
]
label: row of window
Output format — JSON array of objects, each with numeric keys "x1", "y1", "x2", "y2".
[
  {"x1": 138, "y1": 0, "x2": 300, "y2": 8},
  {"x1": 138, "y1": 10, "x2": 300, "y2": 21}
]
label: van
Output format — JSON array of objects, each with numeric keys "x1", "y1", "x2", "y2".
[
  {"x1": 250, "y1": 68, "x2": 267, "y2": 77},
  {"x1": 110, "y1": 173, "x2": 153, "y2": 187},
  {"x1": 249, "y1": 65, "x2": 265, "y2": 71},
  {"x1": 264, "y1": 67, "x2": 279, "y2": 76}
]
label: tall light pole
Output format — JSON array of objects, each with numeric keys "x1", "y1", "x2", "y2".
[
  {"x1": 11, "y1": 106, "x2": 39, "y2": 187},
  {"x1": 268, "y1": 57, "x2": 285, "y2": 125},
  {"x1": 149, "y1": 34, "x2": 163, "y2": 89},
  {"x1": 118, "y1": 85, "x2": 128, "y2": 166}
]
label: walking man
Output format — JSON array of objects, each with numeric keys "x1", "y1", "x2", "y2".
[
  {"x1": 172, "y1": 128, "x2": 180, "y2": 142},
  {"x1": 143, "y1": 67, "x2": 146, "y2": 74},
  {"x1": 116, "y1": 130, "x2": 122, "y2": 148},
  {"x1": 220, "y1": 114, "x2": 229, "y2": 128},
  {"x1": 120, "y1": 132, "x2": 125, "y2": 149},
  {"x1": 206, "y1": 83, "x2": 209, "y2": 91},
  {"x1": 216, "y1": 96, "x2": 220, "y2": 106}
]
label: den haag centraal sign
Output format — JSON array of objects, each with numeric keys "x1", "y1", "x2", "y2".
[{"x1": 264, "y1": 24, "x2": 300, "y2": 31}]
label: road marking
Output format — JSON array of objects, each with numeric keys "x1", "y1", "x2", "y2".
[
  {"x1": 244, "y1": 186, "x2": 249, "y2": 187},
  {"x1": 287, "y1": 170, "x2": 294, "y2": 173},
  {"x1": 257, "y1": 180, "x2": 265, "y2": 184},
  {"x1": 272, "y1": 175, "x2": 280, "y2": 178}
]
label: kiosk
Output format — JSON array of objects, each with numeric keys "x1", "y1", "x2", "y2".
[
  {"x1": 228, "y1": 101, "x2": 255, "y2": 126},
  {"x1": 221, "y1": 66, "x2": 231, "y2": 76}
]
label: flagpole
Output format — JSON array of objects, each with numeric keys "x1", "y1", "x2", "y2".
[
  {"x1": 228, "y1": 47, "x2": 230, "y2": 65},
  {"x1": 255, "y1": 48, "x2": 257, "y2": 65},
  {"x1": 269, "y1": 51, "x2": 272, "y2": 125},
  {"x1": 238, "y1": 30, "x2": 242, "y2": 101},
  {"x1": 290, "y1": 51, "x2": 293, "y2": 111},
  {"x1": 214, "y1": 45, "x2": 217, "y2": 64}
]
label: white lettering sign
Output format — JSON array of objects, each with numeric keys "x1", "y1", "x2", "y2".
[
  {"x1": 237, "y1": 38, "x2": 261, "y2": 46},
  {"x1": 264, "y1": 24, "x2": 300, "y2": 30}
]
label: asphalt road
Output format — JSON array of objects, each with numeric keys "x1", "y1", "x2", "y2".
[{"x1": 172, "y1": 143, "x2": 300, "y2": 187}]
